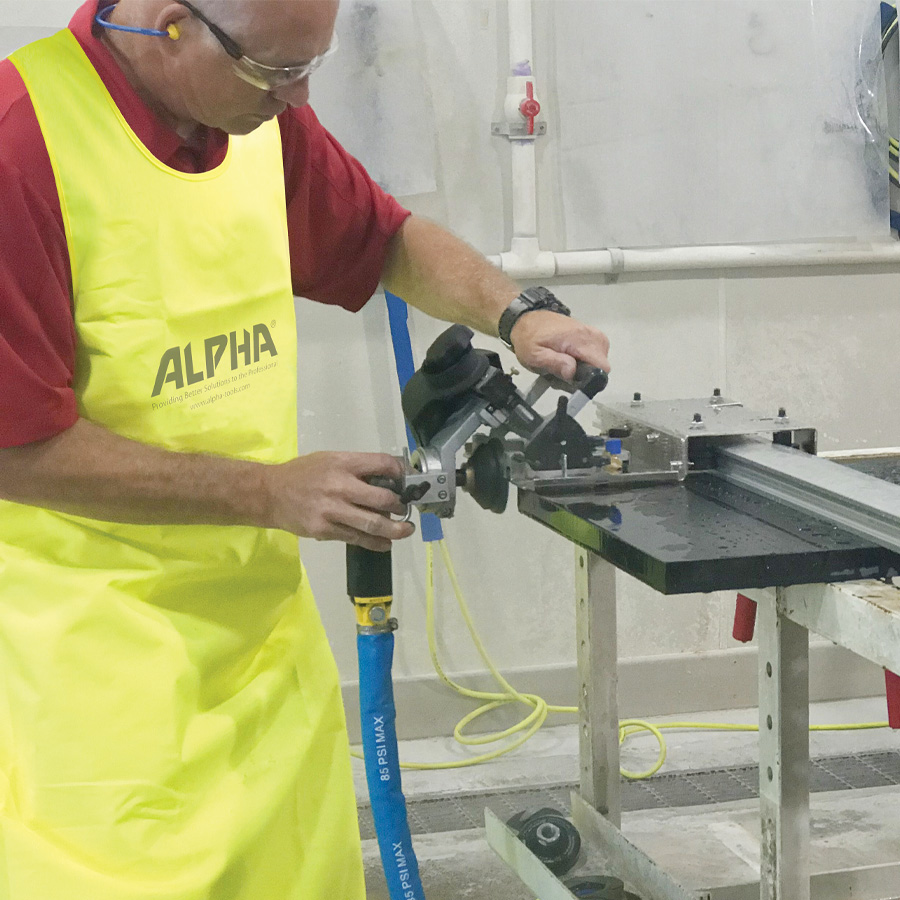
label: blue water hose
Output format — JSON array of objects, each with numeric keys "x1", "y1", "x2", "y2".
[
  {"x1": 385, "y1": 290, "x2": 444, "y2": 544},
  {"x1": 358, "y1": 630, "x2": 425, "y2": 900},
  {"x1": 352, "y1": 291, "x2": 445, "y2": 899}
]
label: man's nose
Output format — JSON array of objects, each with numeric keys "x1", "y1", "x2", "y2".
[{"x1": 273, "y1": 77, "x2": 310, "y2": 107}]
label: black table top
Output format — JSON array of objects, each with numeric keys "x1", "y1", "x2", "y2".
[{"x1": 517, "y1": 456, "x2": 900, "y2": 595}]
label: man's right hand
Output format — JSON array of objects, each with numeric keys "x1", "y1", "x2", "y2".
[
  {"x1": 264, "y1": 451, "x2": 416, "y2": 552},
  {"x1": 0, "y1": 420, "x2": 416, "y2": 552}
]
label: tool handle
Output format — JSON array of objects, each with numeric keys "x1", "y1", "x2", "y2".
[
  {"x1": 542, "y1": 362, "x2": 609, "y2": 400},
  {"x1": 349, "y1": 479, "x2": 399, "y2": 597},
  {"x1": 536, "y1": 362, "x2": 608, "y2": 422},
  {"x1": 347, "y1": 544, "x2": 392, "y2": 598},
  {"x1": 571, "y1": 361, "x2": 609, "y2": 398}
]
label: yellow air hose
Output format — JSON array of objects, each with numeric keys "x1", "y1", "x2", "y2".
[{"x1": 352, "y1": 539, "x2": 889, "y2": 779}]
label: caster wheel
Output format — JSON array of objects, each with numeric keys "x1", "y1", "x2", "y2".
[{"x1": 506, "y1": 807, "x2": 581, "y2": 876}]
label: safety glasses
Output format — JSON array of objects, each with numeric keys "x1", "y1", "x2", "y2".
[{"x1": 174, "y1": 0, "x2": 339, "y2": 91}]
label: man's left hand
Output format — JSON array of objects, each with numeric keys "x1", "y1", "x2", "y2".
[{"x1": 509, "y1": 310, "x2": 611, "y2": 383}]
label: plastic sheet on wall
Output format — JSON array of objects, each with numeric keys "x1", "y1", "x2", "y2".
[
  {"x1": 0, "y1": 0, "x2": 77, "y2": 58},
  {"x1": 0, "y1": 1, "x2": 77, "y2": 29},
  {"x1": 554, "y1": 0, "x2": 891, "y2": 248},
  {"x1": 312, "y1": 0, "x2": 438, "y2": 197}
]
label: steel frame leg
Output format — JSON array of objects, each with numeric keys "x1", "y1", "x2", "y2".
[
  {"x1": 575, "y1": 548, "x2": 621, "y2": 826},
  {"x1": 757, "y1": 586, "x2": 810, "y2": 900}
]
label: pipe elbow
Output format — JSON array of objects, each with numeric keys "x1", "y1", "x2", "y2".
[{"x1": 500, "y1": 241, "x2": 557, "y2": 279}]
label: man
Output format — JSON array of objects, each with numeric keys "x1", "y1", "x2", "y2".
[{"x1": 0, "y1": 1, "x2": 610, "y2": 898}]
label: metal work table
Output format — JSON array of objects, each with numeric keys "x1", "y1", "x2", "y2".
[
  {"x1": 486, "y1": 455, "x2": 900, "y2": 900},
  {"x1": 518, "y1": 457, "x2": 900, "y2": 595}
]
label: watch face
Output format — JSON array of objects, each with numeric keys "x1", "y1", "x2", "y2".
[
  {"x1": 521, "y1": 288, "x2": 570, "y2": 317},
  {"x1": 522, "y1": 287, "x2": 553, "y2": 307}
]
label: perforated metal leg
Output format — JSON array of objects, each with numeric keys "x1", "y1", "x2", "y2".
[
  {"x1": 757, "y1": 587, "x2": 810, "y2": 900},
  {"x1": 575, "y1": 548, "x2": 621, "y2": 826}
]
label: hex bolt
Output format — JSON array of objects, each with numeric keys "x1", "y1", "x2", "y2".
[
  {"x1": 693, "y1": 413, "x2": 702, "y2": 422},
  {"x1": 778, "y1": 407, "x2": 787, "y2": 418},
  {"x1": 535, "y1": 822, "x2": 561, "y2": 846},
  {"x1": 633, "y1": 392, "x2": 642, "y2": 401},
  {"x1": 713, "y1": 388, "x2": 721, "y2": 397}
]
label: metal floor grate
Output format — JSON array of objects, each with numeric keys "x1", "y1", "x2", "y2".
[{"x1": 357, "y1": 749, "x2": 900, "y2": 839}]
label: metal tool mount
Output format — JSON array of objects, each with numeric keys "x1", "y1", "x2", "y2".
[
  {"x1": 399, "y1": 326, "x2": 900, "y2": 576},
  {"x1": 594, "y1": 395, "x2": 816, "y2": 481},
  {"x1": 398, "y1": 324, "x2": 609, "y2": 518},
  {"x1": 397, "y1": 325, "x2": 827, "y2": 523}
]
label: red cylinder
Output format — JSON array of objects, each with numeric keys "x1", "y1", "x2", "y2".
[
  {"x1": 732, "y1": 593, "x2": 758, "y2": 643},
  {"x1": 885, "y1": 669, "x2": 900, "y2": 730}
]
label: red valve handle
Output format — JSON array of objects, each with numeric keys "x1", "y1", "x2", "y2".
[
  {"x1": 886, "y1": 669, "x2": 900, "y2": 729},
  {"x1": 732, "y1": 593, "x2": 757, "y2": 643},
  {"x1": 519, "y1": 81, "x2": 541, "y2": 135}
]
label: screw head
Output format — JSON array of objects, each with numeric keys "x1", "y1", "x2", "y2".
[
  {"x1": 778, "y1": 407, "x2": 787, "y2": 418},
  {"x1": 633, "y1": 392, "x2": 642, "y2": 401},
  {"x1": 693, "y1": 412, "x2": 703, "y2": 422},
  {"x1": 535, "y1": 822, "x2": 561, "y2": 846},
  {"x1": 713, "y1": 388, "x2": 721, "y2": 397}
]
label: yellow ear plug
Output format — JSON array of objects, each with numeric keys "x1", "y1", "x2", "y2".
[{"x1": 167, "y1": 23, "x2": 181, "y2": 40}]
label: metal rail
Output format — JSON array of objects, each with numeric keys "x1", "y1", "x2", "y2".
[{"x1": 715, "y1": 439, "x2": 900, "y2": 557}]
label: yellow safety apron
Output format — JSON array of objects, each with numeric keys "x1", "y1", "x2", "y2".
[{"x1": 2, "y1": 30, "x2": 365, "y2": 900}]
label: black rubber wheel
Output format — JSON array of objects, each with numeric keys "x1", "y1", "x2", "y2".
[
  {"x1": 506, "y1": 807, "x2": 581, "y2": 876},
  {"x1": 466, "y1": 438, "x2": 509, "y2": 513}
]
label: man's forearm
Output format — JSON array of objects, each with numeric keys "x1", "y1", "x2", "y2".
[
  {"x1": 382, "y1": 215, "x2": 519, "y2": 336},
  {"x1": 381, "y1": 215, "x2": 612, "y2": 382},
  {"x1": 0, "y1": 418, "x2": 271, "y2": 527},
  {"x1": 0, "y1": 419, "x2": 415, "y2": 551}
]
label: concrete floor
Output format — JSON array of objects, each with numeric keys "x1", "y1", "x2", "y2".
[{"x1": 355, "y1": 696, "x2": 900, "y2": 900}]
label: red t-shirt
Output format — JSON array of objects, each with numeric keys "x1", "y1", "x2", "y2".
[{"x1": 0, "y1": 0, "x2": 410, "y2": 448}]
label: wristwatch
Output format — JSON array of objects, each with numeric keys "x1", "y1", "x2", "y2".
[{"x1": 498, "y1": 287, "x2": 571, "y2": 350}]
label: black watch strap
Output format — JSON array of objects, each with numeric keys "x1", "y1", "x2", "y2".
[{"x1": 498, "y1": 287, "x2": 571, "y2": 349}]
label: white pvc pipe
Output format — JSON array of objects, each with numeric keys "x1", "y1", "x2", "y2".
[
  {"x1": 497, "y1": 0, "x2": 900, "y2": 282},
  {"x1": 507, "y1": 0, "x2": 533, "y2": 71},
  {"x1": 489, "y1": 241, "x2": 900, "y2": 279},
  {"x1": 511, "y1": 141, "x2": 537, "y2": 238},
  {"x1": 506, "y1": 0, "x2": 538, "y2": 242}
]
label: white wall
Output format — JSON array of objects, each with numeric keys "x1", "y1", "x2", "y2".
[
  {"x1": 305, "y1": 0, "x2": 900, "y2": 718},
  {"x1": 4, "y1": 1, "x2": 899, "y2": 731},
  {"x1": 0, "y1": 1, "x2": 72, "y2": 55}
]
